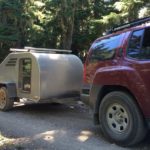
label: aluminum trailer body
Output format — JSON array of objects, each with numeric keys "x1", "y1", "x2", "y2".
[{"x1": 0, "y1": 47, "x2": 83, "y2": 110}]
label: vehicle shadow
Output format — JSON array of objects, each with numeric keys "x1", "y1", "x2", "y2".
[{"x1": 13, "y1": 102, "x2": 91, "y2": 119}]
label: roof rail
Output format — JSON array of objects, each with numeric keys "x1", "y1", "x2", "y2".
[
  {"x1": 108, "y1": 16, "x2": 150, "y2": 34},
  {"x1": 10, "y1": 48, "x2": 28, "y2": 52},
  {"x1": 10, "y1": 46, "x2": 72, "y2": 53}
]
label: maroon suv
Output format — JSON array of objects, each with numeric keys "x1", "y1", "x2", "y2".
[{"x1": 82, "y1": 17, "x2": 150, "y2": 146}]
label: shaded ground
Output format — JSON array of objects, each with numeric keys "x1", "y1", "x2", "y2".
[{"x1": 0, "y1": 101, "x2": 150, "y2": 150}]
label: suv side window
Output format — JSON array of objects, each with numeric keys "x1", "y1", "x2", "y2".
[
  {"x1": 90, "y1": 34, "x2": 124, "y2": 62},
  {"x1": 141, "y1": 27, "x2": 150, "y2": 59},
  {"x1": 127, "y1": 27, "x2": 150, "y2": 60},
  {"x1": 127, "y1": 29, "x2": 144, "y2": 59}
]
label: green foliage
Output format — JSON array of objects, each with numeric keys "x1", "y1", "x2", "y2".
[
  {"x1": 100, "y1": 0, "x2": 150, "y2": 30},
  {"x1": 0, "y1": 0, "x2": 149, "y2": 62},
  {"x1": 0, "y1": 0, "x2": 21, "y2": 60}
]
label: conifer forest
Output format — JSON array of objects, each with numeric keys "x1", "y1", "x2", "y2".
[{"x1": 0, "y1": 0, "x2": 149, "y2": 61}]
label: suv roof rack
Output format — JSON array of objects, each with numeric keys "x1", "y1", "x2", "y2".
[
  {"x1": 10, "y1": 46, "x2": 72, "y2": 53},
  {"x1": 108, "y1": 16, "x2": 150, "y2": 34}
]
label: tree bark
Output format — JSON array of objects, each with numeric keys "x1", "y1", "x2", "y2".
[{"x1": 61, "y1": 0, "x2": 76, "y2": 50}]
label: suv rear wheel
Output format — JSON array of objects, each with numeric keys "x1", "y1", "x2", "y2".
[
  {"x1": 0, "y1": 87, "x2": 14, "y2": 111},
  {"x1": 99, "y1": 91, "x2": 147, "y2": 146}
]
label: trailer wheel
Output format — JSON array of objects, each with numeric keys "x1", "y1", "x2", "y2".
[
  {"x1": 99, "y1": 91, "x2": 147, "y2": 146},
  {"x1": 0, "y1": 87, "x2": 13, "y2": 111}
]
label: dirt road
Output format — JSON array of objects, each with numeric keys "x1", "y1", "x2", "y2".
[{"x1": 0, "y1": 101, "x2": 150, "y2": 150}]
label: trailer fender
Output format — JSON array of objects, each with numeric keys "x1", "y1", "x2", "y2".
[{"x1": 0, "y1": 83, "x2": 17, "y2": 98}]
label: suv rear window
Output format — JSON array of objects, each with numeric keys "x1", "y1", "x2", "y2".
[
  {"x1": 127, "y1": 27, "x2": 150, "y2": 60},
  {"x1": 90, "y1": 33, "x2": 124, "y2": 62}
]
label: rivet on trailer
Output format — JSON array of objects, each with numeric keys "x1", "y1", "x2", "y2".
[{"x1": 0, "y1": 47, "x2": 83, "y2": 111}]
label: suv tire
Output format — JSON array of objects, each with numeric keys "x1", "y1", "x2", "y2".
[
  {"x1": 0, "y1": 87, "x2": 14, "y2": 111},
  {"x1": 99, "y1": 91, "x2": 147, "y2": 146}
]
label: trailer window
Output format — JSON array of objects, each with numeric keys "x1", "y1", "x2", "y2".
[{"x1": 19, "y1": 58, "x2": 32, "y2": 92}]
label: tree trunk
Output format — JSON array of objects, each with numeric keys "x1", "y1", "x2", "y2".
[{"x1": 61, "y1": 0, "x2": 76, "y2": 50}]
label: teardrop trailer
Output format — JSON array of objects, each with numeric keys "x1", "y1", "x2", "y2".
[{"x1": 0, "y1": 47, "x2": 83, "y2": 111}]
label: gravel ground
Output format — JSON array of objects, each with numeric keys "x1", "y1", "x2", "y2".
[{"x1": 0, "y1": 101, "x2": 150, "y2": 150}]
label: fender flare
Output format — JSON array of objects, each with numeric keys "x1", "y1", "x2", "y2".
[
  {"x1": 90, "y1": 66, "x2": 150, "y2": 124},
  {"x1": 0, "y1": 83, "x2": 17, "y2": 98}
]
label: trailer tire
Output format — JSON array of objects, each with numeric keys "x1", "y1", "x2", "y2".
[
  {"x1": 99, "y1": 91, "x2": 147, "y2": 146},
  {"x1": 0, "y1": 87, "x2": 14, "y2": 111}
]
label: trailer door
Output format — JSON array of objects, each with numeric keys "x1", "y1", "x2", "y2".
[{"x1": 19, "y1": 58, "x2": 32, "y2": 93}]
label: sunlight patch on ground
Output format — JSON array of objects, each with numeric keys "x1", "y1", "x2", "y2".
[
  {"x1": 32, "y1": 129, "x2": 66, "y2": 142},
  {"x1": 0, "y1": 133, "x2": 14, "y2": 148},
  {"x1": 33, "y1": 130, "x2": 57, "y2": 142},
  {"x1": 77, "y1": 130, "x2": 93, "y2": 142},
  {"x1": 0, "y1": 130, "x2": 65, "y2": 149}
]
